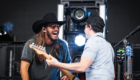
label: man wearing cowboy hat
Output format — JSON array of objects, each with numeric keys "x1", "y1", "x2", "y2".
[{"x1": 20, "y1": 13, "x2": 71, "y2": 80}]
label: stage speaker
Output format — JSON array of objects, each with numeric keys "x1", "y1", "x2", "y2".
[
  {"x1": 0, "y1": 43, "x2": 24, "y2": 80},
  {"x1": 132, "y1": 44, "x2": 140, "y2": 80}
]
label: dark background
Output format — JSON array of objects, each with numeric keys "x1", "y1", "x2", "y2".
[
  {"x1": 108, "y1": 0, "x2": 140, "y2": 44},
  {"x1": 0, "y1": 0, "x2": 140, "y2": 43}
]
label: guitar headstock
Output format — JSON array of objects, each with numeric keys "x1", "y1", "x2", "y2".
[
  {"x1": 126, "y1": 46, "x2": 133, "y2": 58},
  {"x1": 29, "y1": 43, "x2": 46, "y2": 55}
]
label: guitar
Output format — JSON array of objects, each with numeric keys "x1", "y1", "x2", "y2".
[
  {"x1": 29, "y1": 43, "x2": 76, "y2": 80},
  {"x1": 124, "y1": 46, "x2": 133, "y2": 80}
]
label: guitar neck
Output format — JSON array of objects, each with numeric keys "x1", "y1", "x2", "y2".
[
  {"x1": 127, "y1": 58, "x2": 132, "y2": 73},
  {"x1": 127, "y1": 58, "x2": 132, "y2": 80},
  {"x1": 43, "y1": 52, "x2": 75, "y2": 80},
  {"x1": 29, "y1": 44, "x2": 75, "y2": 80}
]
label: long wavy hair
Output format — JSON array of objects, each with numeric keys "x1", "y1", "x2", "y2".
[{"x1": 31, "y1": 30, "x2": 61, "y2": 64}]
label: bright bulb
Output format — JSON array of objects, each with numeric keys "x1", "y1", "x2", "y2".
[
  {"x1": 4, "y1": 31, "x2": 7, "y2": 35},
  {"x1": 75, "y1": 35, "x2": 86, "y2": 46}
]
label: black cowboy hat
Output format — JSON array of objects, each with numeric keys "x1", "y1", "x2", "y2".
[{"x1": 32, "y1": 13, "x2": 66, "y2": 34}]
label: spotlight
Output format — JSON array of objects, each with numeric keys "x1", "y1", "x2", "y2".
[
  {"x1": 74, "y1": 9, "x2": 85, "y2": 20},
  {"x1": 71, "y1": 8, "x2": 92, "y2": 23},
  {"x1": 75, "y1": 34, "x2": 86, "y2": 46}
]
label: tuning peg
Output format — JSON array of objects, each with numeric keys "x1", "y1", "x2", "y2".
[
  {"x1": 34, "y1": 44, "x2": 37, "y2": 48},
  {"x1": 40, "y1": 46, "x2": 43, "y2": 51},
  {"x1": 38, "y1": 45, "x2": 41, "y2": 50},
  {"x1": 43, "y1": 47, "x2": 46, "y2": 52},
  {"x1": 32, "y1": 43, "x2": 36, "y2": 48},
  {"x1": 36, "y1": 45, "x2": 39, "y2": 49},
  {"x1": 34, "y1": 44, "x2": 36, "y2": 48},
  {"x1": 32, "y1": 43, "x2": 35, "y2": 47},
  {"x1": 35, "y1": 44, "x2": 38, "y2": 49}
]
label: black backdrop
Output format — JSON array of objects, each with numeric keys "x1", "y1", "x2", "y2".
[
  {"x1": 0, "y1": 0, "x2": 140, "y2": 43},
  {"x1": 108, "y1": 0, "x2": 140, "y2": 44}
]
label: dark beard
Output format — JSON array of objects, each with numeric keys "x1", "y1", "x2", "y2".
[{"x1": 47, "y1": 29, "x2": 57, "y2": 41}]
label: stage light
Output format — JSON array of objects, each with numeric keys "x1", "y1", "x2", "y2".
[
  {"x1": 75, "y1": 34, "x2": 86, "y2": 46},
  {"x1": 4, "y1": 22, "x2": 13, "y2": 32},
  {"x1": 71, "y1": 8, "x2": 92, "y2": 23},
  {"x1": 74, "y1": 9, "x2": 85, "y2": 20}
]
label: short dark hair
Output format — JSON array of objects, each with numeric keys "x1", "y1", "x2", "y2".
[{"x1": 86, "y1": 15, "x2": 105, "y2": 32}]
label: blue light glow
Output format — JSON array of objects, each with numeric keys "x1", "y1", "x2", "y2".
[{"x1": 4, "y1": 22, "x2": 13, "y2": 32}]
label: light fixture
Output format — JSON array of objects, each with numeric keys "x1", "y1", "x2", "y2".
[
  {"x1": 71, "y1": 8, "x2": 92, "y2": 23},
  {"x1": 4, "y1": 22, "x2": 13, "y2": 32},
  {"x1": 74, "y1": 9, "x2": 85, "y2": 20},
  {"x1": 75, "y1": 34, "x2": 86, "y2": 46}
]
